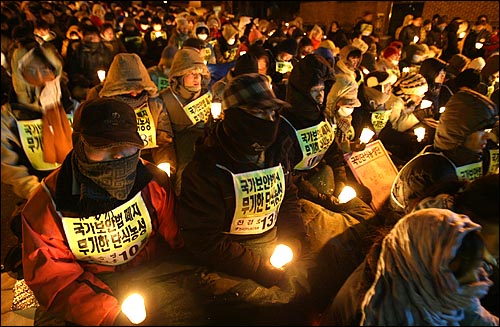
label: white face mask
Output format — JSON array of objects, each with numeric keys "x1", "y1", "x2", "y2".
[
  {"x1": 197, "y1": 33, "x2": 208, "y2": 41},
  {"x1": 338, "y1": 106, "x2": 354, "y2": 117},
  {"x1": 227, "y1": 38, "x2": 236, "y2": 45},
  {"x1": 391, "y1": 60, "x2": 399, "y2": 66}
]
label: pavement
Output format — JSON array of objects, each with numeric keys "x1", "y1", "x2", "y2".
[{"x1": 2, "y1": 183, "x2": 35, "y2": 325}]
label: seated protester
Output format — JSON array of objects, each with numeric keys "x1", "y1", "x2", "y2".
[
  {"x1": 397, "y1": 43, "x2": 428, "y2": 74},
  {"x1": 158, "y1": 47, "x2": 211, "y2": 196},
  {"x1": 167, "y1": 16, "x2": 192, "y2": 50},
  {"x1": 143, "y1": 17, "x2": 169, "y2": 68},
  {"x1": 211, "y1": 52, "x2": 259, "y2": 103},
  {"x1": 267, "y1": 37, "x2": 298, "y2": 101},
  {"x1": 478, "y1": 53, "x2": 499, "y2": 99},
  {"x1": 453, "y1": 68, "x2": 482, "y2": 93},
  {"x1": 353, "y1": 71, "x2": 398, "y2": 140},
  {"x1": 378, "y1": 72, "x2": 431, "y2": 166},
  {"x1": 118, "y1": 17, "x2": 148, "y2": 57},
  {"x1": 334, "y1": 45, "x2": 364, "y2": 86},
  {"x1": 314, "y1": 39, "x2": 338, "y2": 70},
  {"x1": 147, "y1": 45, "x2": 178, "y2": 92},
  {"x1": 391, "y1": 88, "x2": 499, "y2": 215},
  {"x1": 100, "y1": 22, "x2": 127, "y2": 58},
  {"x1": 191, "y1": 21, "x2": 216, "y2": 65},
  {"x1": 320, "y1": 208, "x2": 498, "y2": 326},
  {"x1": 282, "y1": 53, "x2": 373, "y2": 206},
  {"x1": 178, "y1": 74, "x2": 313, "y2": 324},
  {"x1": 324, "y1": 72, "x2": 363, "y2": 154},
  {"x1": 211, "y1": 21, "x2": 240, "y2": 64},
  {"x1": 418, "y1": 57, "x2": 453, "y2": 122},
  {"x1": 279, "y1": 54, "x2": 377, "y2": 310},
  {"x1": 411, "y1": 173, "x2": 500, "y2": 316},
  {"x1": 33, "y1": 19, "x2": 64, "y2": 55},
  {"x1": 21, "y1": 98, "x2": 198, "y2": 326},
  {"x1": 2, "y1": 44, "x2": 75, "y2": 273},
  {"x1": 86, "y1": 53, "x2": 176, "y2": 174},
  {"x1": 375, "y1": 45, "x2": 401, "y2": 78}
]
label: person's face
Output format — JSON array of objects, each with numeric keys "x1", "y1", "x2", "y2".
[
  {"x1": 278, "y1": 52, "x2": 294, "y2": 62},
  {"x1": 84, "y1": 33, "x2": 101, "y2": 43},
  {"x1": 178, "y1": 25, "x2": 190, "y2": 35},
  {"x1": 346, "y1": 55, "x2": 361, "y2": 70},
  {"x1": 300, "y1": 45, "x2": 314, "y2": 58},
  {"x1": 85, "y1": 143, "x2": 139, "y2": 161},
  {"x1": 183, "y1": 70, "x2": 202, "y2": 88},
  {"x1": 101, "y1": 28, "x2": 115, "y2": 41},
  {"x1": 330, "y1": 23, "x2": 338, "y2": 32},
  {"x1": 413, "y1": 17, "x2": 423, "y2": 27},
  {"x1": 21, "y1": 60, "x2": 55, "y2": 86},
  {"x1": 310, "y1": 84, "x2": 325, "y2": 105},
  {"x1": 257, "y1": 57, "x2": 268, "y2": 75},
  {"x1": 463, "y1": 129, "x2": 491, "y2": 153},
  {"x1": 435, "y1": 69, "x2": 446, "y2": 84}
]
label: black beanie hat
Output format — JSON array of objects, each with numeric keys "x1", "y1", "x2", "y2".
[
  {"x1": 277, "y1": 38, "x2": 298, "y2": 57},
  {"x1": 232, "y1": 53, "x2": 259, "y2": 77}
]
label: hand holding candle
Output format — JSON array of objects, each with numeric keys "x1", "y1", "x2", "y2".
[
  {"x1": 121, "y1": 293, "x2": 146, "y2": 324},
  {"x1": 270, "y1": 244, "x2": 293, "y2": 269}
]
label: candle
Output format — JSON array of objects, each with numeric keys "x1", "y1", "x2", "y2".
[
  {"x1": 458, "y1": 32, "x2": 466, "y2": 39},
  {"x1": 420, "y1": 99, "x2": 432, "y2": 109},
  {"x1": 475, "y1": 42, "x2": 484, "y2": 49},
  {"x1": 414, "y1": 126, "x2": 426, "y2": 142},
  {"x1": 338, "y1": 186, "x2": 356, "y2": 204},
  {"x1": 413, "y1": 35, "x2": 419, "y2": 43},
  {"x1": 121, "y1": 293, "x2": 146, "y2": 324},
  {"x1": 270, "y1": 244, "x2": 293, "y2": 268},
  {"x1": 359, "y1": 128, "x2": 375, "y2": 144},
  {"x1": 157, "y1": 162, "x2": 171, "y2": 177},
  {"x1": 211, "y1": 102, "x2": 222, "y2": 120},
  {"x1": 97, "y1": 70, "x2": 106, "y2": 83},
  {"x1": 439, "y1": 106, "x2": 446, "y2": 113},
  {"x1": 402, "y1": 67, "x2": 410, "y2": 73}
]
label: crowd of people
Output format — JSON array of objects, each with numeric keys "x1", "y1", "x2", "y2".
[{"x1": 1, "y1": 1, "x2": 499, "y2": 326}]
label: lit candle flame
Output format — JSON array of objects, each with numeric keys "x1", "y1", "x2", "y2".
[
  {"x1": 97, "y1": 70, "x2": 106, "y2": 83},
  {"x1": 402, "y1": 67, "x2": 410, "y2": 73},
  {"x1": 459, "y1": 32, "x2": 466, "y2": 39},
  {"x1": 270, "y1": 244, "x2": 293, "y2": 268},
  {"x1": 475, "y1": 42, "x2": 484, "y2": 49},
  {"x1": 157, "y1": 162, "x2": 171, "y2": 177},
  {"x1": 338, "y1": 186, "x2": 356, "y2": 204},
  {"x1": 359, "y1": 128, "x2": 375, "y2": 144},
  {"x1": 413, "y1": 35, "x2": 419, "y2": 43},
  {"x1": 121, "y1": 293, "x2": 146, "y2": 324},
  {"x1": 414, "y1": 126, "x2": 426, "y2": 142},
  {"x1": 211, "y1": 102, "x2": 222, "y2": 119},
  {"x1": 420, "y1": 99, "x2": 432, "y2": 109},
  {"x1": 439, "y1": 106, "x2": 446, "y2": 113}
]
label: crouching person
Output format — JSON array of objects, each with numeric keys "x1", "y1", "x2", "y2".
[{"x1": 21, "y1": 98, "x2": 211, "y2": 326}]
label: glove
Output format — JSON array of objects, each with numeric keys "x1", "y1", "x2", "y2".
[{"x1": 254, "y1": 257, "x2": 287, "y2": 288}]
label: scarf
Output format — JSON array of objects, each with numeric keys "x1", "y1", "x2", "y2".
[
  {"x1": 114, "y1": 91, "x2": 149, "y2": 109},
  {"x1": 221, "y1": 108, "x2": 280, "y2": 156},
  {"x1": 334, "y1": 113, "x2": 352, "y2": 144},
  {"x1": 73, "y1": 140, "x2": 140, "y2": 202},
  {"x1": 360, "y1": 209, "x2": 493, "y2": 326}
]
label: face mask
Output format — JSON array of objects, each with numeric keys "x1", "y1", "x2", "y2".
[
  {"x1": 338, "y1": 106, "x2": 354, "y2": 117},
  {"x1": 197, "y1": 33, "x2": 208, "y2": 41},
  {"x1": 227, "y1": 38, "x2": 236, "y2": 45},
  {"x1": 223, "y1": 108, "x2": 280, "y2": 155},
  {"x1": 391, "y1": 60, "x2": 399, "y2": 66}
]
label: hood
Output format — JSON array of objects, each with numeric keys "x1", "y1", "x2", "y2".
[{"x1": 99, "y1": 53, "x2": 158, "y2": 97}]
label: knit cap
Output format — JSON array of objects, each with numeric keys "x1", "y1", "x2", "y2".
[
  {"x1": 393, "y1": 72, "x2": 428, "y2": 96},
  {"x1": 434, "y1": 89, "x2": 498, "y2": 151},
  {"x1": 365, "y1": 71, "x2": 398, "y2": 89},
  {"x1": 276, "y1": 38, "x2": 298, "y2": 56},
  {"x1": 222, "y1": 73, "x2": 290, "y2": 111}
]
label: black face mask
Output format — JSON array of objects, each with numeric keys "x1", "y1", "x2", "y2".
[{"x1": 222, "y1": 108, "x2": 280, "y2": 155}]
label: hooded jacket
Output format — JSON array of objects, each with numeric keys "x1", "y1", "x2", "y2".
[{"x1": 86, "y1": 53, "x2": 176, "y2": 168}]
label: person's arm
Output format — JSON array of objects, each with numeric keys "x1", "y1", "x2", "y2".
[
  {"x1": 148, "y1": 97, "x2": 177, "y2": 171},
  {"x1": 22, "y1": 180, "x2": 122, "y2": 326},
  {"x1": 1, "y1": 106, "x2": 40, "y2": 199},
  {"x1": 178, "y1": 160, "x2": 285, "y2": 287}
]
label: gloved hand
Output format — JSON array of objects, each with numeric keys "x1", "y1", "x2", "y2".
[
  {"x1": 254, "y1": 257, "x2": 287, "y2": 288},
  {"x1": 276, "y1": 263, "x2": 311, "y2": 297}
]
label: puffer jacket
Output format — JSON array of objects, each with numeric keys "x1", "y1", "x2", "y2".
[{"x1": 22, "y1": 155, "x2": 183, "y2": 326}]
